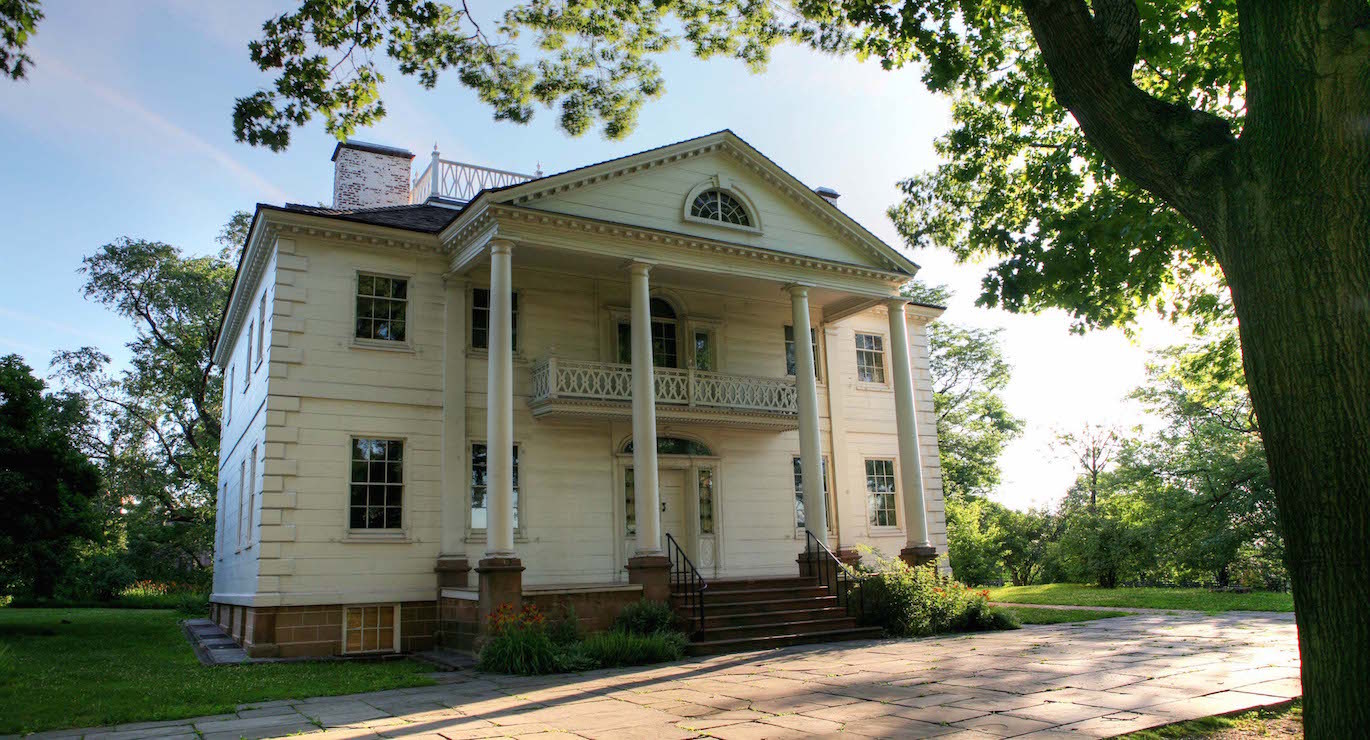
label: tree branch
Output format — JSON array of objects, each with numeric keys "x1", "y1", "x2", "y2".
[{"x1": 1019, "y1": 0, "x2": 1238, "y2": 246}]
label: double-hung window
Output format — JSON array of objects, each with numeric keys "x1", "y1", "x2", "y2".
[
  {"x1": 244, "y1": 321, "x2": 253, "y2": 389},
  {"x1": 256, "y1": 294, "x2": 267, "y2": 367},
  {"x1": 246, "y1": 445, "x2": 257, "y2": 546},
  {"x1": 349, "y1": 438, "x2": 404, "y2": 530},
  {"x1": 866, "y1": 459, "x2": 898, "y2": 527},
  {"x1": 793, "y1": 456, "x2": 832, "y2": 531},
  {"x1": 237, "y1": 459, "x2": 247, "y2": 549},
  {"x1": 355, "y1": 274, "x2": 408, "y2": 342},
  {"x1": 855, "y1": 332, "x2": 886, "y2": 383},
  {"x1": 470, "y1": 443, "x2": 520, "y2": 531},
  {"x1": 471, "y1": 288, "x2": 519, "y2": 351},
  {"x1": 784, "y1": 325, "x2": 821, "y2": 379}
]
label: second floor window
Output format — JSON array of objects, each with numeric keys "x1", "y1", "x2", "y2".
[
  {"x1": 785, "y1": 325, "x2": 821, "y2": 379},
  {"x1": 350, "y1": 438, "x2": 404, "y2": 529},
  {"x1": 470, "y1": 442, "x2": 520, "y2": 530},
  {"x1": 472, "y1": 288, "x2": 519, "y2": 351},
  {"x1": 855, "y1": 332, "x2": 886, "y2": 383},
  {"x1": 355, "y1": 274, "x2": 408, "y2": 342}
]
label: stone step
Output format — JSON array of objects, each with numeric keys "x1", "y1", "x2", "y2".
[
  {"x1": 697, "y1": 577, "x2": 819, "y2": 592},
  {"x1": 693, "y1": 617, "x2": 862, "y2": 642},
  {"x1": 686, "y1": 627, "x2": 884, "y2": 656},
  {"x1": 699, "y1": 595, "x2": 840, "y2": 616},
  {"x1": 682, "y1": 606, "x2": 853, "y2": 629},
  {"x1": 673, "y1": 586, "x2": 831, "y2": 604}
]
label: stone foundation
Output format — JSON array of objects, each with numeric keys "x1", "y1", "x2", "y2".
[{"x1": 210, "y1": 601, "x2": 437, "y2": 658}]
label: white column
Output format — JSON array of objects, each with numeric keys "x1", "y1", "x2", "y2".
[
  {"x1": 887, "y1": 299, "x2": 931, "y2": 548},
  {"x1": 789, "y1": 285, "x2": 828, "y2": 544},
  {"x1": 628, "y1": 261, "x2": 663, "y2": 556},
  {"x1": 485, "y1": 240, "x2": 516, "y2": 557}
]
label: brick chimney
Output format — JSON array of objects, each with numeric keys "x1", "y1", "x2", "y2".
[{"x1": 331, "y1": 140, "x2": 415, "y2": 209}]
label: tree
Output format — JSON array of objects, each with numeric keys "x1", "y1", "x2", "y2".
[
  {"x1": 0, "y1": 0, "x2": 41, "y2": 80},
  {"x1": 51, "y1": 214, "x2": 246, "y2": 583},
  {"x1": 0, "y1": 355, "x2": 103, "y2": 598},
  {"x1": 237, "y1": 2, "x2": 1370, "y2": 730},
  {"x1": 943, "y1": 496, "x2": 1006, "y2": 585},
  {"x1": 1053, "y1": 423, "x2": 1121, "y2": 509},
  {"x1": 997, "y1": 506, "x2": 1054, "y2": 587}
]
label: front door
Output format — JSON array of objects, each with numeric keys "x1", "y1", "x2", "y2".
[{"x1": 658, "y1": 468, "x2": 686, "y2": 553}]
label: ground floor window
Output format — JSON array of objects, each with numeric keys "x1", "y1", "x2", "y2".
[
  {"x1": 343, "y1": 605, "x2": 397, "y2": 653},
  {"x1": 471, "y1": 443, "x2": 520, "y2": 531},
  {"x1": 866, "y1": 458, "x2": 898, "y2": 527},
  {"x1": 350, "y1": 438, "x2": 404, "y2": 530},
  {"x1": 793, "y1": 456, "x2": 832, "y2": 531}
]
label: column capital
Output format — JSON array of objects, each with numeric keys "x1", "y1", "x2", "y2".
[
  {"x1": 784, "y1": 283, "x2": 814, "y2": 298},
  {"x1": 623, "y1": 259, "x2": 655, "y2": 276},
  {"x1": 488, "y1": 238, "x2": 515, "y2": 255},
  {"x1": 885, "y1": 296, "x2": 909, "y2": 311}
]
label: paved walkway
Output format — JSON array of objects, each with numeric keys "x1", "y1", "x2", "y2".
[{"x1": 30, "y1": 612, "x2": 1300, "y2": 740}]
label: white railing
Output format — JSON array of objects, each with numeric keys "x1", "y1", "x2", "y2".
[
  {"x1": 411, "y1": 156, "x2": 536, "y2": 204},
  {"x1": 531, "y1": 358, "x2": 798, "y2": 415}
]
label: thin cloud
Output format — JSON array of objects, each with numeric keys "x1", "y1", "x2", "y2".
[
  {"x1": 0, "y1": 307, "x2": 108, "y2": 344},
  {"x1": 40, "y1": 56, "x2": 289, "y2": 203}
]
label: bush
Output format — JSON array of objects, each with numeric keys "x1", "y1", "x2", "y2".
[
  {"x1": 579, "y1": 630, "x2": 687, "y2": 668},
  {"x1": 547, "y1": 604, "x2": 582, "y2": 646},
  {"x1": 853, "y1": 548, "x2": 1019, "y2": 637},
  {"x1": 477, "y1": 604, "x2": 560, "y2": 675},
  {"x1": 57, "y1": 552, "x2": 136, "y2": 602},
  {"x1": 613, "y1": 598, "x2": 677, "y2": 636}
]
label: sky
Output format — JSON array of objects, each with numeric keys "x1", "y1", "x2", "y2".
[{"x1": 0, "y1": 1, "x2": 1192, "y2": 511}]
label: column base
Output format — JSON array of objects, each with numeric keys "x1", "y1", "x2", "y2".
[
  {"x1": 796, "y1": 550, "x2": 825, "y2": 579},
  {"x1": 625, "y1": 555, "x2": 672, "y2": 602},
  {"x1": 435, "y1": 557, "x2": 472, "y2": 589},
  {"x1": 476, "y1": 557, "x2": 524, "y2": 642},
  {"x1": 835, "y1": 548, "x2": 863, "y2": 568},
  {"x1": 900, "y1": 545, "x2": 939, "y2": 569}
]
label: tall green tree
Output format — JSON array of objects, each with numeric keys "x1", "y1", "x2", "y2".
[
  {"x1": 235, "y1": 1, "x2": 1370, "y2": 729},
  {"x1": 0, "y1": 355, "x2": 103, "y2": 598},
  {"x1": 52, "y1": 214, "x2": 246, "y2": 582}
]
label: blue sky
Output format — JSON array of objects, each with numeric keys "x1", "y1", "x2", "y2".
[{"x1": 0, "y1": 0, "x2": 1187, "y2": 510}]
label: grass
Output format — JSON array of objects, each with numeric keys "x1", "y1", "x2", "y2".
[
  {"x1": 988, "y1": 583, "x2": 1294, "y2": 613},
  {"x1": 0, "y1": 608, "x2": 436, "y2": 735},
  {"x1": 1002, "y1": 606, "x2": 1134, "y2": 624},
  {"x1": 1117, "y1": 699, "x2": 1300, "y2": 738}
]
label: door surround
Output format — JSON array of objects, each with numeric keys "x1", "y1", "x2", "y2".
[{"x1": 614, "y1": 434, "x2": 722, "y2": 579}]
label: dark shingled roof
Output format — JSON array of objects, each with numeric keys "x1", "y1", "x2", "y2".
[{"x1": 273, "y1": 203, "x2": 461, "y2": 234}]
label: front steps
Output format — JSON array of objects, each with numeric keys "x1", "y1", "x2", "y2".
[{"x1": 672, "y1": 576, "x2": 881, "y2": 656}]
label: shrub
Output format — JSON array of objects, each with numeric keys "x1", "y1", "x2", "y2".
[
  {"x1": 477, "y1": 604, "x2": 560, "y2": 675},
  {"x1": 613, "y1": 599, "x2": 677, "y2": 636},
  {"x1": 57, "y1": 552, "x2": 135, "y2": 602},
  {"x1": 547, "y1": 604, "x2": 582, "y2": 646},
  {"x1": 579, "y1": 631, "x2": 687, "y2": 668},
  {"x1": 852, "y1": 548, "x2": 1019, "y2": 637}
]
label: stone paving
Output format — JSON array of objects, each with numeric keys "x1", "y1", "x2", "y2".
[{"x1": 26, "y1": 612, "x2": 1300, "y2": 740}]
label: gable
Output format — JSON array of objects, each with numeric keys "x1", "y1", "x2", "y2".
[{"x1": 488, "y1": 138, "x2": 913, "y2": 274}]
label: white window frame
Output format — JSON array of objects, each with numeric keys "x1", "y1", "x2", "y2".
[
  {"x1": 245, "y1": 445, "x2": 257, "y2": 548},
  {"x1": 785, "y1": 325, "x2": 823, "y2": 382},
  {"x1": 236, "y1": 458, "x2": 247, "y2": 551},
  {"x1": 244, "y1": 321, "x2": 253, "y2": 390},
  {"x1": 346, "y1": 436, "x2": 409, "y2": 540},
  {"x1": 865, "y1": 457, "x2": 899, "y2": 530},
  {"x1": 352, "y1": 271, "x2": 412, "y2": 348},
  {"x1": 342, "y1": 604, "x2": 402, "y2": 655},
  {"x1": 682, "y1": 179, "x2": 763, "y2": 234},
  {"x1": 855, "y1": 332, "x2": 888, "y2": 385},
  {"x1": 793, "y1": 455, "x2": 835, "y2": 535},
  {"x1": 469, "y1": 286, "x2": 521, "y2": 354},
  {"x1": 466, "y1": 440, "x2": 524, "y2": 541},
  {"x1": 256, "y1": 294, "x2": 267, "y2": 369}
]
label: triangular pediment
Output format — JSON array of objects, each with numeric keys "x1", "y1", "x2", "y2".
[{"x1": 482, "y1": 131, "x2": 916, "y2": 275}]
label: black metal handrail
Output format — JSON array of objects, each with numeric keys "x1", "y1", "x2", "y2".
[
  {"x1": 665, "y1": 533, "x2": 708, "y2": 634},
  {"x1": 804, "y1": 529, "x2": 864, "y2": 616}
]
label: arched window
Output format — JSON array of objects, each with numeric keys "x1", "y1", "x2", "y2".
[
  {"x1": 690, "y1": 190, "x2": 751, "y2": 227},
  {"x1": 617, "y1": 297, "x2": 681, "y2": 367},
  {"x1": 623, "y1": 437, "x2": 714, "y2": 456}
]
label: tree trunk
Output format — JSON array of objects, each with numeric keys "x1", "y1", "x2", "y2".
[{"x1": 1213, "y1": 5, "x2": 1370, "y2": 735}]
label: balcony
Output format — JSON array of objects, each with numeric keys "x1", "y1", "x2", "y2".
[
  {"x1": 411, "y1": 157, "x2": 536, "y2": 204},
  {"x1": 529, "y1": 358, "x2": 799, "y2": 430}
]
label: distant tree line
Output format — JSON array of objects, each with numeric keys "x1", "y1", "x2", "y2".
[
  {"x1": 940, "y1": 325, "x2": 1285, "y2": 591},
  {"x1": 0, "y1": 213, "x2": 248, "y2": 602}
]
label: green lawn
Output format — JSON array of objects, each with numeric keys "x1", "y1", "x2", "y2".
[
  {"x1": 0, "y1": 608, "x2": 437, "y2": 735},
  {"x1": 988, "y1": 583, "x2": 1294, "y2": 613},
  {"x1": 1002, "y1": 606, "x2": 1134, "y2": 625},
  {"x1": 1117, "y1": 699, "x2": 1300, "y2": 739}
]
